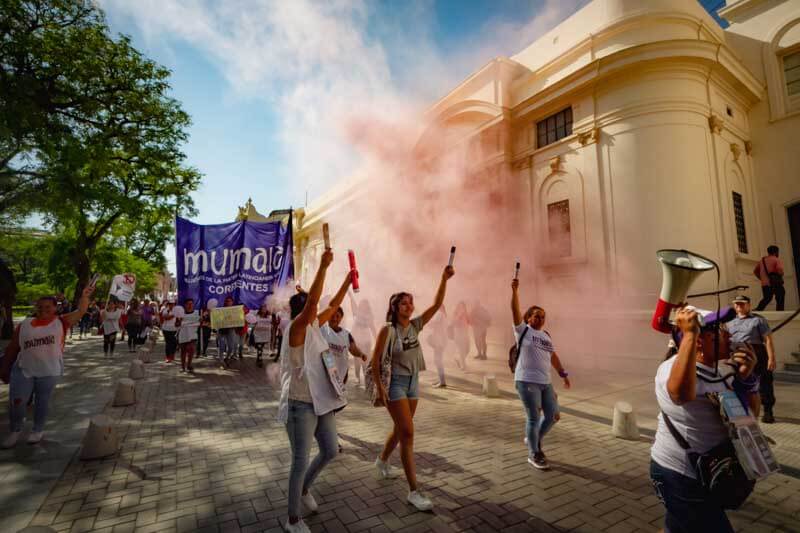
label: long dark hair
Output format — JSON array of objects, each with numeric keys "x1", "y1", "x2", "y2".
[{"x1": 386, "y1": 292, "x2": 412, "y2": 325}]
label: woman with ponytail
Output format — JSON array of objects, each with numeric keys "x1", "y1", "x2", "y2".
[{"x1": 369, "y1": 264, "x2": 454, "y2": 511}]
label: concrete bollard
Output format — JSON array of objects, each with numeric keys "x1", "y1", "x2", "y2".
[
  {"x1": 129, "y1": 359, "x2": 145, "y2": 380},
  {"x1": 482, "y1": 374, "x2": 499, "y2": 398},
  {"x1": 112, "y1": 378, "x2": 136, "y2": 406},
  {"x1": 137, "y1": 346, "x2": 152, "y2": 363},
  {"x1": 80, "y1": 415, "x2": 119, "y2": 460},
  {"x1": 612, "y1": 401, "x2": 640, "y2": 440}
]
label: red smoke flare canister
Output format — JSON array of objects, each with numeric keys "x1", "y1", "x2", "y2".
[{"x1": 348, "y1": 249, "x2": 359, "y2": 292}]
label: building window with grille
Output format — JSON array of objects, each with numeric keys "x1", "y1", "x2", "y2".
[
  {"x1": 537, "y1": 107, "x2": 573, "y2": 148},
  {"x1": 547, "y1": 200, "x2": 571, "y2": 257},
  {"x1": 732, "y1": 191, "x2": 748, "y2": 254},
  {"x1": 783, "y1": 49, "x2": 800, "y2": 100}
]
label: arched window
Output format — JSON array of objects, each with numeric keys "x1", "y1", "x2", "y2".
[
  {"x1": 766, "y1": 18, "x2": 800, "y2": 118},
  {"x1": 779, "y1": 23, "x2": 800, "y2": 110}
]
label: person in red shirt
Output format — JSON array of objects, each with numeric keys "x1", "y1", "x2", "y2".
[{"x1": 753, "y1": 245, "x2": 785, "y2": 311}]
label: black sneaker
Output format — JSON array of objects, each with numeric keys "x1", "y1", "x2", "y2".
[
  {"x1": 188, "y1": 366, "x2": 194, "y2": 374},
  {"x1": 528, "y1": 452, "x2": 550, "y2": 470},
  {"x1": 762, "y1": 411, "x2": 775, "y2": 424}
]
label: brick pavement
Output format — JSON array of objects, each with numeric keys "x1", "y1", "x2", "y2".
[{"x1": 5, "y1": 336, "x2": 800, "y2": 532}]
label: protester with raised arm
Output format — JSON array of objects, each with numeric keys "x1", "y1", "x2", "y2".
[
  {"x1": 511, "y1": 279, "x2": 571, "y2": 470},
  {"x1": 1, "y1": 285, "x2": 95, "y2": 448},
  {"x1": 370, "y1": 264, "x2": 454, "y2": 512},
  {"x1": 277, "y1": 247, "x2": 355, "y2": 533},
  {"x1": 650, "y1": 305, "x2": 757, "y2": 532}
]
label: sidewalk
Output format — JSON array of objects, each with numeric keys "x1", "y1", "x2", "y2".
[
  {"x1": 4, "y1": 338, "x2": 798, "y2": 532},
  {"x1": 0, "y1": 336, "x2": 134, "y2": 533}
]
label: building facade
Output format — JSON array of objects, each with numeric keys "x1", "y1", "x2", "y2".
[{"x1": 296, "y1": 0, "x2": 800, "y2": 374}]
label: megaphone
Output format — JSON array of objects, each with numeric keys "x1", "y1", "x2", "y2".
[{"x1": 651, "y1": 249, "x2": 716, "y2": 333}]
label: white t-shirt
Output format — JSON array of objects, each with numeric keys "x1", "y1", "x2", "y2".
[
  {"x1": 102, "y1": 310, "x2": 122, "y2": 334},
  {"x1": 177, "y1": 311, "x2": 199, "y2": 344},
  {"x1": 651, "y1": 356, "x2": 738, "y2": 479},
  {"x1": 321, "y1": 324, "x2": 353, "y2": 378},
  {"x1": 513, "y1": 323, "x2": 553, "y2": 384},
  {"x1": 18, "y1": 317, "x2": 66, "y2": 377},
  {"x1": 160, "y1": 308, "x2": 176, "y2": 332}
]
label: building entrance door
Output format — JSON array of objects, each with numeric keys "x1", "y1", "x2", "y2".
[{"x1": 789, "y1": 203, "x2": 800, "y2": 301}]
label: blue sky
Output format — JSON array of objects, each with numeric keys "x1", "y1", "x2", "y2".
[
  {"x1": 99, "y1": 0, "x2": 579, "y2": 226},
  {"x1": 93, "y1": 0, "x2": 724, "y2": 272}
]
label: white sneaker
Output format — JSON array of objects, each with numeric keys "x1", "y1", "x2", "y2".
[
  {"x1": 301, "y1": 492, "x2": 318, "y2": 514},
  {"x1": 2, "y1": 432, "x2": 21, "y2": 449},
  {"x1": 27, "y1": 432, "x2": 44, "y2": 444},
  {"x1": 375, "y1": 457, "x2": 396, "y2": 479},
  {"x1": 283, "y1": 518, "x2": 311, "y2": 533},
  {"x1": 407, "y1": 490, "x2": 433, "y2": 511}
]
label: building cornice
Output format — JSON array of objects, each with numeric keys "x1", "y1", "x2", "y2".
[
  {"x1": 718, "y1": 0, "x2": 772, "y2": 24},
  {"x1": 511, "y1": 39, "x2": 764, "y2": 124}
]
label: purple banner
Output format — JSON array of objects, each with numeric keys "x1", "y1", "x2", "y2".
[{"x1": 175, "y1": 215, "x2": 294, "y2": 310}]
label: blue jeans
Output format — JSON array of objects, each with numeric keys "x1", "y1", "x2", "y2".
[
  {"x1": 285, "y1": 400, "x2": 338, "y2": 518},
  {"x1": 217, "y1": 330, "x2": 239, "y2": 361},
  {"x1": 515, "y1": 381, "x2": 558, "y2": 454},
  {"x1": 650, "y1": 460, "x2": 733, "y2": 533},
  {"x1": 8, "y1": 364, "x2": 60, "y2": 432}
]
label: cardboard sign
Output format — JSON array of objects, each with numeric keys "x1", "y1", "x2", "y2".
[
  {"x1": 109, "y1": 273, "x2": 136, "y2": 302},
  {"x1": 210, "y1": 305, "x2": 245, "y2": 330}
]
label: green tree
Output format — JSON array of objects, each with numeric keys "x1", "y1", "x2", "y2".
[{"x1": 0, "y1": 0, "x2": 200, "y2": 309}]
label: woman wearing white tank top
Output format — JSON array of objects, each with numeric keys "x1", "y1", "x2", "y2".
[
  {"x1": 1, "y1": 285, "x2": 95, "y2": 448},
  {"x1": 277, "y1": 248, "x2": 354, "y2": 533}
]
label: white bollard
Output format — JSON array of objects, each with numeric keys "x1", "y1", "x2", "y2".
[
  {"x1": 612, "y1": 401, "x2": 640, "y2": 440},
  {"x1": 113, "y1": 378, "x2": 136, "y2": 406},
  {"x1": 137, "y1": 346, "x2": 152, "y2": 363},
  {"x1": 80, "y1": 415, "x2": 119, "y2": 460},
  {"x1": 129, "y1": 360, "x2": 145, "y2": 380},
  {"x1": 482, "y1": 374, "x2": 499, "y2": 398}
]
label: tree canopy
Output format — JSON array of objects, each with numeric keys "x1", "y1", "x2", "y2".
[{"x1": 0, "y1": 0, "x2": 200, "y2": 309}]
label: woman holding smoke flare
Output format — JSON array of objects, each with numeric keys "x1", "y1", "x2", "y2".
[
  {"x1": 370, "y1": 264, "x2": 455, "y2": 511},
  {"x1": 510, "y1": 278, "x2": 571, "y2": 471},
  {"x1": 277, "y1": 246, "x2": 354, "y2": 533}
]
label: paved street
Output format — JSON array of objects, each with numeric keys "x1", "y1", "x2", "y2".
[{"x1": 2, "y1": 335, "x2": 800, "y2": 532}]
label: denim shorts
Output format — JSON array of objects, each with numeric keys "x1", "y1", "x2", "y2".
[{"x1": 388, "y1": 373, "x2": 419, "y2": 401}]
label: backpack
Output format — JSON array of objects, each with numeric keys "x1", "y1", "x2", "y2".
[{"x1": 508, "y1": 327, "x2": 551, "y2": 373}]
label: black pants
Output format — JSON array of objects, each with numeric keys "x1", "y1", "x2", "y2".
[
  {"x1": 755, "y1": 284, "x2": 785, "y2": 311},
  {"x1": 196, "y1": 326, "x2": 212, "y2": 355},
  {"x1": 103, "y1": 333, "x2": 117, "y2": 355},
  {"x1": 126, "y1": 324, "x2": 142, "y2": 349},
  {"x1": 754, "y1": 344, "x2": 775, "y2": 410},
  {"x1": 163, "y1": 330, "x2": 178, "y2": 359}
]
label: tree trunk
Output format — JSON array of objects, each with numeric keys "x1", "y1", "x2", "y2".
[
  {"x1": 70, "y1": 237, "x2": 92, "y2": 307},
  {"x1": 0, "y1": 257, "x2": 17, "y2": 339}
]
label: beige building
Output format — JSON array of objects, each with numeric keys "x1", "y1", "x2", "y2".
[{"x1": 296, "y1": 0, "x2": 800, "y2": 375}]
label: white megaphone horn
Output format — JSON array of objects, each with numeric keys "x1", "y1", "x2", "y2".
[{"x1": 651, "y1": 249, "x2": 717, "y2": 333}]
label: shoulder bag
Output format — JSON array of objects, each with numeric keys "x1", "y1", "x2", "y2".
[
  {"x1": 661, "y1": 411, "x2": 755, "y2": 509},
  {"x1": 762, "y1": 258, "x2": 784, "y2": 287}
]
